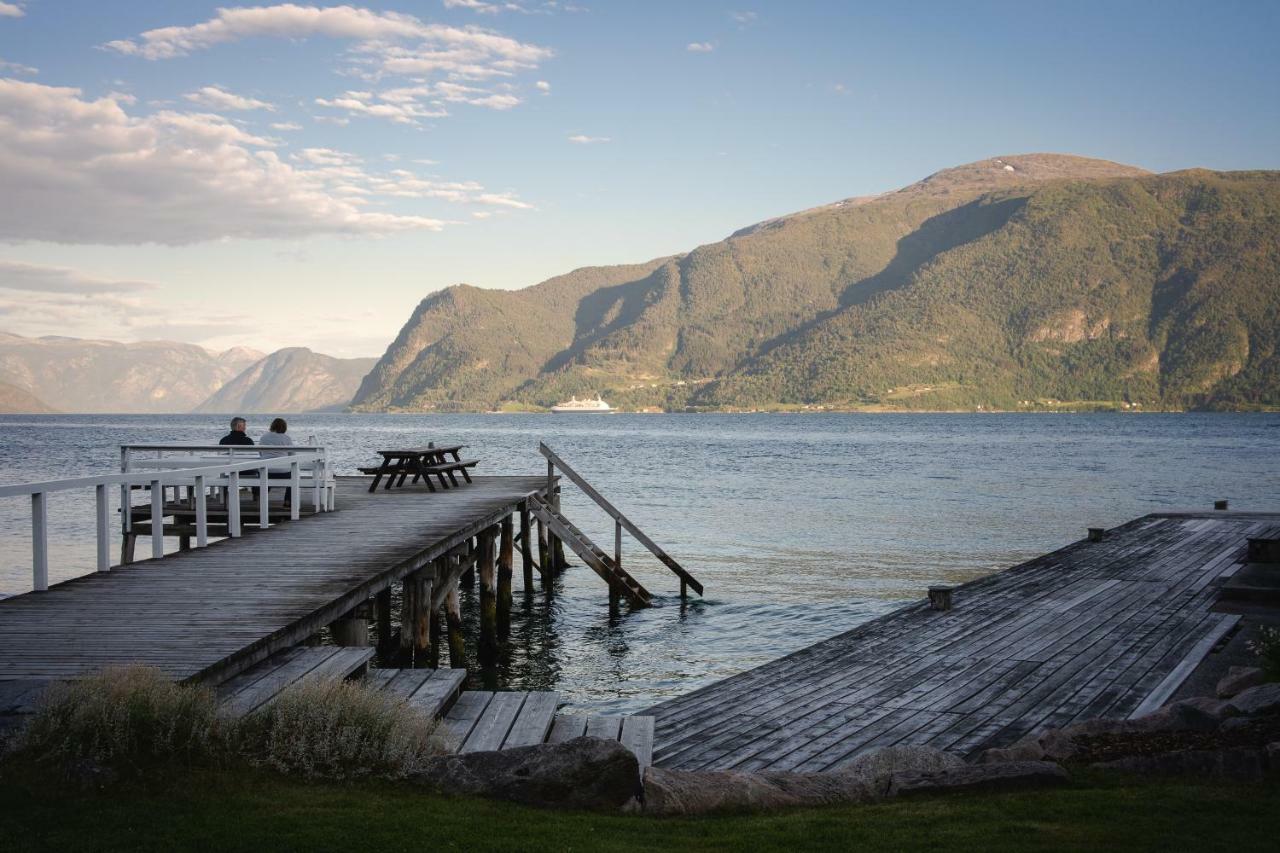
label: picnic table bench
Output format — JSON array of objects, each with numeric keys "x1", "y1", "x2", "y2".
[{"x1": 358, "y1": 445, "x2": 479, "y2": 493}]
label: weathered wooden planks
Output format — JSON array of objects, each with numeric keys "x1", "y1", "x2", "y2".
[
  {"x1": 647, "y1": 511, "x2": 1273, "y2": 772},
  {"x1": 0, "y1": 476, "x2": 550, "y2": 685}
]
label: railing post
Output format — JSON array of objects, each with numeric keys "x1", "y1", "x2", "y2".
[
  {"x1": 258, "y1": 465, "x2": 270, "y2": 528},
  {"x1": 227, "y1": 470, "x2": 242, "y2": 537},
  {"x1": 194, "y1": 475, "x2": 208, "y2": 548},
  {"x1": 150, "y1": 478, "x2": 164, "y2": 560},
  {"x1": 290, "y1": 459, "x2": 301, "y2": 521},
  {"x1": 95, "y1": 483, "x2": 110, "y2": 572},
  {"x1": 615, "y1": 518, "x2": 622, "y2": 570},
  {"x1": 120, "y1": 484, "x2": 131, "y2": 533},
  {"x1": 32, "y1": 491, "x2": 48, "y2": 592},
  {"x1": 312, "y1": 454, "x2": 323, "y2": 513}
]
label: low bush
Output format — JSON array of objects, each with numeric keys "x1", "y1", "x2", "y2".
[
  {"x1": 13, "y1": 666, "x2": 221, "y2": 774},
  {"x1": 8, "y1": 666, "x2": 443, "y2": 782},
  {"x1": 235, "y1": 677, "x2": 442, "y2": 780},
  {"x1": 1248, "y1": 625, "x2": 1280, "y2": 680}
]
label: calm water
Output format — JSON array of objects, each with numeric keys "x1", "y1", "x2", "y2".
[{"x1": 1, "y1": 413, "x2": 1277, "y2": 712}]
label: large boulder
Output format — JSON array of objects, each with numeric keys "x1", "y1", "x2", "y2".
[
  {"x1": 976, "y1": 740, "x2": 1046, "y2": 764},
  {"x1": 1092, "y1": 748, "x2": 1266, "y2": 782},
  {"x1": 886, "y1": 761, "x2": 1069, "y2": 798},
  {"x1": 641, "y1": 767, "x2": 876, "y2": 815},
  {"x1": 408, "y1": 737, "x2": 640, "y2": 811},
  {"x1": 1130, "y1": 697, "x2": 1234, "y2": 732},
  {"x1": 833, "y1": 744, "x2": 966, "y2": 786},
  {"x1": 1226, "y1": 683, "x2": 1280, "y2": 717},
  {"x1": 1216, "y1": 666, "x2": 1266, "y2": 699}
]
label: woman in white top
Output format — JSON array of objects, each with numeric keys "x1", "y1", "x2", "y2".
[{"x1": 258, "y1": 417, "x2": 294, "y2": 506}]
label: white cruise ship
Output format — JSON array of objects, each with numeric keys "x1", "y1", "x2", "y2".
[{"x1": 550, "y1": 395, "x2": 613, "y2": 413}]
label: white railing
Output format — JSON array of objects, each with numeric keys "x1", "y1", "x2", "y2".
[
  {"x1": 119, "y1": 443, "x2": 333, "y2": 520},
  {"x1": 0, "y1": 451, "x2": 318, "y2": 593}
]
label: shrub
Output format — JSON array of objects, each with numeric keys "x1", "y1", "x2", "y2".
[
  {"x1": 236, "y1": 677, "x2": 442, "y2": 780},
  {"x1": 15, "y1": 665, "x2": 221, "y2": 774},
  {"x1": 1248, "y1": 626, "x2": 1280, "y2": 681}
]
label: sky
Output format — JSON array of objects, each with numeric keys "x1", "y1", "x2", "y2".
[{"x1": 1, "y1": 1, "x2": 1277, "y2": 358}]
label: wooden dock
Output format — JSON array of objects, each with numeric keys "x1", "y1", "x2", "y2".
[
  {"x1": 646, "y1": 511, "x2": 1277, "y2": 772},
  {"x1": 0, "y1": 475, "x2": 550, "y2": 687}
]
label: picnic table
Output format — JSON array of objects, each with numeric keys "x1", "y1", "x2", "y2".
[{"x1": 358, "y1": 445, "x2": 479, "y2": 493}]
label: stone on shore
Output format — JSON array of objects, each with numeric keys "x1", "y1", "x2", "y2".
[
  {"x1": 641, "y1": 767, "x2": 877, "y2": 815},
  {"x1": 833, "y1": 744, "x2": 966, "y2": 784},
  {"x1": 1216, "y1": 666, "x2": 1266, "y2": 699},
  {"x1": 1091, "y1": 748, "x2": 1266, "y2": 782},
  {"x1": 886, "y1": 761, "x2": 1070, "y2": 798},
  {"x1": 408, "y1": 737, "x2": 640, "y2": 811},
  {"x1": 1226, "y1": 683, "x2": 1280, "y2": 717}
]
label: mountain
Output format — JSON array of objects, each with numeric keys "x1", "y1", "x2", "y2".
[
  {"x1": 194, "y1": 347, "x2": 377, "y2": 414},
  {"x1": 352, "y1": 154, "x2": 1280, "y2": 412},
  {"x1": 0, "y1": 380, "x2": 57, "y2": 413},
  {"x1": 0, "y1": 333, "x2": 263, "y2": 413}
]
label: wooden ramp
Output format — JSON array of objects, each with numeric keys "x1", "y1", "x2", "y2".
[
  {"x1": 647, "y1": 511, "x2": 1276, "y2": 772},
  {"x1": 0, "y1": 476, "x2": 548, "y2": 686}
]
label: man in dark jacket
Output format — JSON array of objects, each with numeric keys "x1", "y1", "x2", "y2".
[{"x1": 218, "y1": 416, "x2": 254, "y2": 445}]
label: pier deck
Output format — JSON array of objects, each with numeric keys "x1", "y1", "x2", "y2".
[
  {"x1": 648, "y1": 511, "x2": 1277, "y2": 772},
  {"x1": 0, "y1": 475, "x2": 548, "y2": 686}
]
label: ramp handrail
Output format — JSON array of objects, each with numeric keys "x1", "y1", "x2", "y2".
[{"x1": 538, "y1": 442, "x2": 702, "y2": 596}]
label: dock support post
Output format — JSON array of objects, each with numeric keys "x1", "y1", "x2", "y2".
[
  {"x1": 537, "y1": 516, "x2": 550, "y2": 576},
  {"x1": 552, "y1": 486, "x2": 567, "y2": 572},
  {"x1": 498, "y1": 515, "x2": 514, "y2": 634},
  {"x1": 446, "y1": 583, "x2": 466, "y2": 668},
  {"x1": 332, "y1": 602, "x2": 370, "y2": 646},
  {"x1": 375, "y1": 586, "x2": 393, "y2": 656},
  {"x1": 519, "y1": 502, "x2": 534, "y2": 587},
  {"x1": 399, "y1": 572, "x2": 419, "y2": 661},
  {"x1": 414, "y1": 577, "x2": 434, "y2": 668},
  {"x1": 478, "y1": 527, "x2": 498, "y2": 662},
  {"x1": 461, "y1": 538, "x2": 476, "y2": 589}
]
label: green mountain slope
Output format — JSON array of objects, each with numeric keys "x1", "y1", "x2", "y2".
[{"x1": 352, "y1": 155, "x2": 1280, "y2": 412}]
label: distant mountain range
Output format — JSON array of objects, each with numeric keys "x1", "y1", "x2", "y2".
[
  {"x1": 0, "y1": 333, "x2": 263, "y2": 413},
  {"x1": 0, "y1": 334, "x2": 372, "y2": 414},
  {"x1": 352, "y1": 153, "x2": 1280, "y2": 412},
  {"x1": 194, "y1": 347, "x2": 377, "y2": 414},
  {"x1": 5, "y1": 153, "x2": 1278, "y2": 414}
]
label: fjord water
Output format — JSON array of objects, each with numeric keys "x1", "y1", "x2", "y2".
[{"x1": 1, "y1": 413, "x2": 1276, "y2": 713}]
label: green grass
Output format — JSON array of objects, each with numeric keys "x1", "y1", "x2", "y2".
[{"x1": 1, "y1": 769, "x2": 1277, "y2": 852}]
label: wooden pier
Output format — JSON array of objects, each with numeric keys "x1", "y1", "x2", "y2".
[
  {"x1": 0, "y1": 475, "x2": 551, "y2": 686},
  {"x1": 646, "y1": 510, "x2": 1278, "y2": 772}
]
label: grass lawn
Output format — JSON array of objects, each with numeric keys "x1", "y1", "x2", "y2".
[{"x1": 1, "y1": 769, "x2": 1278, "y2": 852}]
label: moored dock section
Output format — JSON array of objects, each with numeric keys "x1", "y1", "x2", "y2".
[{"x1": 647, "y1": 509, "x2": 1278, "y2": 772}]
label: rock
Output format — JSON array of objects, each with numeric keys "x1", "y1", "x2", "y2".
[
  {"x1": 886, "y1": 761, "x2": 1069, "y2": 798},
  {"x1": 1130, "y1": 697, "x2": 1233, "y2": 732},
  {"x1": 833, "y1": 744, "x2": 966, "y2": 785},
  {"x1": 1216, "y1": 666, "x2": 1266, "y2": 699},
  {"x1": 642, "y1": 767, "x2": 876, "y2": 815},
  {"x1": 977, "y1": 741, "x2": 1045, "y2": 764},
  {"x1": 408, "y1": 737, "x2": 640, "y2": 811},
  {"x1": 1092, "y1": 748, "x2": 1265, "y2": 782},
  {"x1": 1219, "y1": 716, "x2": 1255, "y2": 734},
  {"x1": 1226, "y1": 683, "x2": 1280, "y2": 717}
]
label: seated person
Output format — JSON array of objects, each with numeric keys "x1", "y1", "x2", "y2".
[
  {"x1": 258, "y1": 417, "x2": 295, "y2": 506},
  {"x1": 218, "y1": 416, "x2": 254, "y2": 446}
]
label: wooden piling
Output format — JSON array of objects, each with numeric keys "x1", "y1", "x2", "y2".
[
  {"x1": 537, "y1": 516, "x2": 550, "y2": 575},
  {"x1": 399, "y1": 572, "x2": 418, "y2": 658},
  {"x1": 519, "y1": 502, "x2": 534, "y2": 586},
  {"x1": 498, "y1": 515, "x2": 514, "y2": 634},
  {"x1": 446, "y1": 583, "x2": 465, "y2": 668},
  {"x1": 478, "y1": 527, "x2": 498, "y2": 661},
  {"x1": 414, "y1": 576, "x2": 434, "y2": 668},
  {"x1": 375, "y1": 586, "x2": 393, "y2": 654},
  {"x1": 331, "y1": 602, "x2": 370, "y2": 646}
]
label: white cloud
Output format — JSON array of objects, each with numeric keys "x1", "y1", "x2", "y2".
[
  {"x1": 535, "y1": 79, "x2": 550, "y2": 93},
  {"x1": 102, "y1": 4, "x2": 552, "y2": 68},
  {"x1": 567, "y1": 134, "x2": 609, "y2": 144},
  {"x1": 730, "y1": 11, "x2": 757, "y2": 25},
  {"x1": 184, "y1": 85, "x2": 275, "y2": 111},
  {"x1": 317, "y1": 82, "x2": 520, "y2": 124},
  {"x1": 686, "y1": 42, "x2": 715, "y2": 53},
  {"x1": 0, "y1": 259, "x2": 159, "y2": 294},
  {"x1": 0, "y1": 3, "x2": 24, "y2": 19},
  {"x1": 0, "y1": 58, "x2": 36, "y2": 75},
  {"x1": 0, "y1": 79, "x2": 457, "y2": 244},
  {"x1": 270, "y1": 121, "x2": 303, "y2": 130},
  {"x1": 443, "y1": 0, "x2": 500, "y2": 12}
]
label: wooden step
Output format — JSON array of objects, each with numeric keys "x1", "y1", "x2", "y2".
[
  {"x1": 216, "y1": 646, "x2": 375, "y2": 718},
  {"x1": 529, "y1": 497, "x2": 652, "y2": 606}
]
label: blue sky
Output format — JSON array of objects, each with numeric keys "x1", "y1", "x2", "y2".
[{"x1": 1, "y1": 0, "x2": 1277, "y2": 357}]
